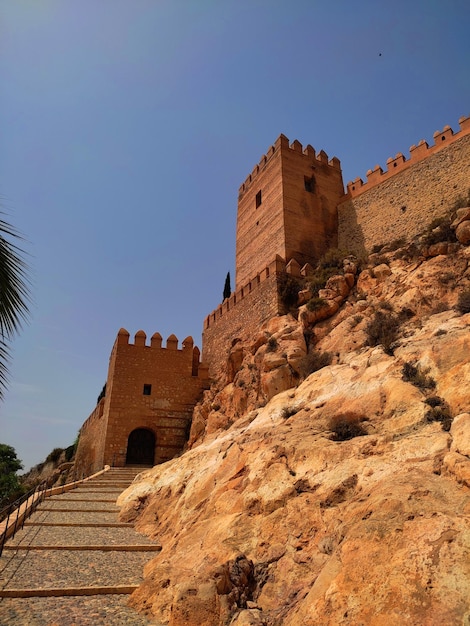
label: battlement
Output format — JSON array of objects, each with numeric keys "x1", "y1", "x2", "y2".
[
  {"x1": 115, "y1": 328, "x2": 196, "y2": 352},
  {"x1": 238, "y1": 133, "x2": 341, "y2": 199},
  {"x1": 346, "y1": 115, "x2": 470, "y2": 198},
  {"x1": 204, "y1": 255, "x2": 312, "y2": 331}
]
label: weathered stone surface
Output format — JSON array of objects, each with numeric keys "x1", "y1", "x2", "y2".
[
  {"x1": 451, "y1": 206, "x2": 470, "y2": 228},
  {"x1": 118, "y1": 250, "x2": 470, "y2": 626},
  {"x1": 456, "y1": 220, "x2": 470, "y2": 244}
]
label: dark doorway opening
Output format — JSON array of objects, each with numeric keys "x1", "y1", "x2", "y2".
[{"x1": 126, "y1": 428, "x2": 155, "y2": 465}]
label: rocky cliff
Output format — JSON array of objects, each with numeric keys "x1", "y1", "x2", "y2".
[{"x1": 118, "y1": 239, "x2": 470, "y2": 625}]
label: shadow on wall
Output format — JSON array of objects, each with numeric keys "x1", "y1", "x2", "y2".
[{"x1": 338, "y1": 200, "x2": 367, "y2": 256}]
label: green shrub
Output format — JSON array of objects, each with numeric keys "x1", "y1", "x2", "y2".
[
  {"x1": 299, "y1": 350, "x2": 332, "y2": 378},
  {"x1": 365, "y1": 310, "x2": 401, "y2": 355},
  {"x1": 278, "y1": 274, "x2": 301, "y2": 309},
  {"x1": 281, "y1": 406, "x2": 298, "y2": 419},
  {"x1": 425, "y1": 399, "x2": 453, "y2": 431},
  {"x1": 318, "y1": 248, "x2": 346, "y2": 270},
  {"x1": 306, "y1": 297, "x2": 327, "y2": 312},
  {"x1": 266, "y1": 336, "x2": 278, "y2": 352},
  {"x1": 64, "y1": 445, "x2": 75, "y2": 462},
  {"x1": 456, "y1": 288, "x2": 470, "y2": 314},
  {"x1": 329, "y1": 413, "x2": 367, "y2": 441},
  {"x1": 402, "y1": 362, "x2": 436, "y2": 390},
  {"x1": 305, "y1": 268, "x2": 338, "y2": 296},
  {"x1": 45, "y1": 448, "x2": 64, "y2": 464}
]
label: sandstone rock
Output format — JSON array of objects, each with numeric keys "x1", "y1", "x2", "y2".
[
  {"x1": 325, "y1": 275, "x2": 350, "y2": 298},
  {"x1": 372, "y1": 262, "x2": 391, "y2": 280},
  {"x1": 456, "y1": 220, "x2": 470, "y2": 244},
  {"x1": 450, "y1": 412, "x2": 470, "y2": 456},
  {"x1": 451, "y1": 206, "x2": 470, "y2": 228},
  {"x1": 118, "y1": 250, "x2": 470, "y2": 625}
]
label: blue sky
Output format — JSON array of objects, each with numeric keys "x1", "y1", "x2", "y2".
[{"x1": 1, "y1": 0, "x2": 469, "y2": 472}]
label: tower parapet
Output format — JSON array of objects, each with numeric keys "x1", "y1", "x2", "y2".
[{"x1": 238, "y1": 134, "x2": 341, "y2": 199}]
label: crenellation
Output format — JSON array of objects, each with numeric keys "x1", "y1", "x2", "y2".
[
  {"x1": 166, "y1": 334, "x2": 178, "y2": 350},
  {"x1": 134, "y1": 330, "x2": 146, "y2": 346},
  {"x1": 151, "y1": 332, "x2": 162, "y2": 348},
  {"x1": 286, "y1": 258, "x2": 301, "y2": 276},
  {"x1": 347, "y1": 114, "x2": 470, "y2": 198}
]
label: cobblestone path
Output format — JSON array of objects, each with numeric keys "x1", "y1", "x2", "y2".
[{"x1": 0, "y1": 468, "x2": 161, "y2": 625}]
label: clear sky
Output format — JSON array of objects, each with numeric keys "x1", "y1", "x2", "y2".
[{"x1": 1, "y1": 0, "x2": 469, "y2": 472}]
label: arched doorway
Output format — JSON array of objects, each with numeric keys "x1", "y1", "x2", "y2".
[{"x1": 125, "y1": 428, "x2": 155, "y2": 465}]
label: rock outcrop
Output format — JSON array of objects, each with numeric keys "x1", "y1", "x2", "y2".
[{"x1": 118, "y1": 246, "x2": 470, "y2": 625}]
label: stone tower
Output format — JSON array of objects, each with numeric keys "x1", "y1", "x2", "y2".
[
  {"x1": 235, "y1": 134, "x2": 345, "y2": 290},
  {"x1": 74, "y1": 329, "x2": 209, "y2": 475}
]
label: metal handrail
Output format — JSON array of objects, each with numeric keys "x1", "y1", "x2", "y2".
[
  {"x1": 0, "y1": 463, "x2": 95, "y2": 557},
  {"x1": 0, "y1": 479, "x2": 48, "y2": 557}
]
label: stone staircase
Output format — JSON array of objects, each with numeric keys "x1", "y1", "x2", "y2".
[{"x1": 0, "y1": 467, "x2": 158, "y2": 625}]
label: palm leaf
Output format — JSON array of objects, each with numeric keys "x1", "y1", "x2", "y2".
[{"x1": 0, "y1": 215, "x2": 31, "y2": 398}]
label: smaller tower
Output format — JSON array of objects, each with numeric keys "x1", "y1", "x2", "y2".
[{"x1": 74, "y1": 329, "x2": 209, "y2": 475}]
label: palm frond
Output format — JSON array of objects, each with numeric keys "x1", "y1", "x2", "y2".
[{"x1": 0, "y1": 215, "x2": 31, "y2": 398}]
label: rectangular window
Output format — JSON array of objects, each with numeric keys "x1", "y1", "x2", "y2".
[
  {"x1": 304, "y1": 176, "x2": 315, "y2": 193},
  {"x1": 255, "y1": 190, "x2": 262, "y2": 208},
  {"x1": 143, "y1": 384, "x2": 152, "y2": 395}
]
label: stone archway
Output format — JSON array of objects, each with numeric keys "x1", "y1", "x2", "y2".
[{"x1": 125, "y1": 428, "x2": 155, "y2": 465}]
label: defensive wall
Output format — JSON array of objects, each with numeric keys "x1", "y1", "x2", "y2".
[
  {"x1": 202, "y1": 256, "x2": 314, "y2": 379},
  {"x1": 204, "y1": 115, "x2": 470, "y2": 378},
  {"x1": 338, "y1": 116, "x2": 470, "y2": 253},
  {"x1": 236, "y1": 134, "x2": 344, "y2": 289},
  {"x1": 75, "y1": 330, "x2": 209, "y2": 474}
]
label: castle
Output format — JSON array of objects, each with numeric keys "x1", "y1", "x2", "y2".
[{"x1": 74, "y1": 115, "x2": 470, "y2": 474}]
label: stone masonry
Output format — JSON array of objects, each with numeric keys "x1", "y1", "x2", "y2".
[{"x1": 74, "y1": 330, "x2": 209, "y2": 474}]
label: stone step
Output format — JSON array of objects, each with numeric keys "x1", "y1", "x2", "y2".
[
  {"x1": 2, "y1": 545, "x2": 161, "y2": 551},
  {"x1": 0, "y1": 585, "x2": 139, "y2": 598},
  {"x1": 24, "y1": 522, "x2": 133, "y2": 528}
]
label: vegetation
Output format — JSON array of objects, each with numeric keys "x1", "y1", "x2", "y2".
[
  {"x1": 97, "y1": 382, "x2": 106, "y2": 404},
  {"x1": 0, "y1": 443, "x2": 24, "y2": 509},
  {"x1": 365, "y1": 310, "x2": 401, "y2": 355},
  {"x1": 223, "y1": 272, "x2": 231, "y2": 301},
  {"x1": 456, "y1": 287, "x2": 470, "y2": 314},
  {"x1": 278, "y1": 274, "x2": 302, "y2": 309},
  {"x1": 402, "y1": 362, "x2": 436, "y2": 390},
  {"x1": 424, "y1": 396, "x2": 453, "y2": 431},
  {"x1": 45, "y1": 447, "x2": 64, "y2": 464},
  {"x1": 306, "y1": 297, "x2": 327, "y2": 312},
  {"x1": 281, "y1": 406, "x2": 299, "y2": 419},
  {"x1": 329, "y1": 413, "x2": 367, "y2": 441},
  {"x1": 299, "y1": 350, "x2": 332, "y2": 378},
  {"x1": 0, "y1": 216, "x2": 31, "y2": 399},
  {"x1": 266, "y1": 336, "x2": 278, "y2": 352}
]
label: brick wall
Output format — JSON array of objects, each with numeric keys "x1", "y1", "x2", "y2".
[{"x1": 338, "y1": 119, "x2": 470, "y2": 254}]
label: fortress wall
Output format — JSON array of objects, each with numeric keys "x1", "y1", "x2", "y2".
[
  {"x1": 74, "y1": 398, "x2": 108, "y2": 476},
  {"x1": 203, "y1": 271, "x2": 282, "y2": 379},
  {"x1": 338, "y1": 129, "x2": 470, "y2": 255}
]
